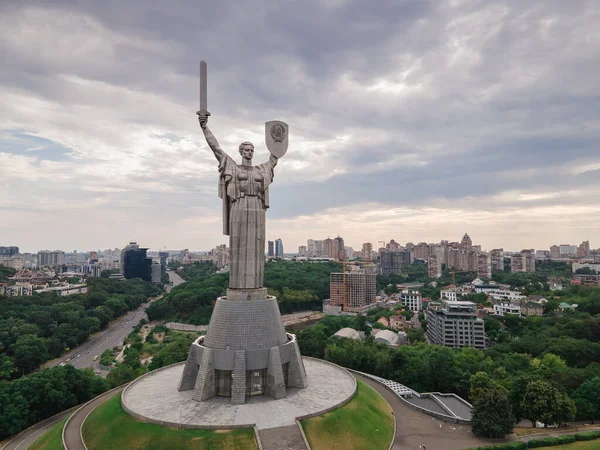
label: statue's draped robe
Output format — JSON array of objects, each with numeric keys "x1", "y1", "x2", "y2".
[{"x1": 218, "y1": 154, "x2": 275, "y2": 289}]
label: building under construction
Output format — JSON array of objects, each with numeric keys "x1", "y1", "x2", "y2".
[{"x1": 329, "y1": 270, "x2": 376, "y2": 312}]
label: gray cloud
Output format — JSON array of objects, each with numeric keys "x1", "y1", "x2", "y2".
[{"x1": 1, "y1": 0, "x2": 599, "y2": 252}]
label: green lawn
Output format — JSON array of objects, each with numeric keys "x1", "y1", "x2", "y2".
[
  {"x1": 29, "y1": 417, "x2": 68, "y2": 450},
  {"x1": 301, "y1": 379, "x2": 394, "y2": 450},
  {"x1": 82, "y1": 393, "x2": 258, "y2": 450}
]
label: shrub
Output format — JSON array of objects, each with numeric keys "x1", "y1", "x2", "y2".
[
  {"x1": 575, "y1": 431, "x2": 600, "y2": 441},
  {"x1": 527, "y1": 435, "x2": 576, "y2": 447}
]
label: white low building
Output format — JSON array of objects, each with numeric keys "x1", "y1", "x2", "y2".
[
  {"x1": 399, "y1": 289, "x2": 422, "y2": 312},
  {"x1": 493, "y1": 302, "x2": 521, "y2": 317},
  {"x1": 34, "y1": 283, "x2": 88, "y2": 296}
]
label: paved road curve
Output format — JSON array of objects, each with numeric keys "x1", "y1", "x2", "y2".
[
  {"x1": 1, "y1": 408, "x2": 74, "y2": 450},
  {"x1": 62, "y1": 386, "x2": 126, "y2": 450},
  {"x1": 166, "y1": 269, "x2": 185, "y2": 292},
  {"x1": 48, "y1": 269, "x2": 187, "y2": 373},
  {"x1": 48, "y1": 302, "x2": 155, "y2": 373}
]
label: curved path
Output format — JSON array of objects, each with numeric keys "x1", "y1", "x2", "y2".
[
  {"x1": 354, "y1": 374, "x2": 489, "y2": 450},
  {"x1": 62, "y1": 386, "x2": 126, "y2": 450},
  {"x1": 1, "y1": 408, "x2": 75, "y2": 450}
]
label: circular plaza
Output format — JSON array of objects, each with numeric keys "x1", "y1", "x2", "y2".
[{"x1": 121, "y1": 357, "x2": 356, "y2": 430}]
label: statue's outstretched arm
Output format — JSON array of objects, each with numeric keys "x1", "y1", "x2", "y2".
[
  {"x1": 198, "y1": 111, "x2": 224, "y2": 162},
  {"x1": 269, "y1": 154, "x2": 278, "y2": 168}
]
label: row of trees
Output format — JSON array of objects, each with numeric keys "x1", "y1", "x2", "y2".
[
  {"x1": 0, "y1": 277, "x2": 161, "y2": 378},
  {"x1": 0, "y1": 364, "x2": 109, "y2": 440}
]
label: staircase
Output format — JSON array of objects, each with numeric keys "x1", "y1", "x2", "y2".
[{"x1": 258, "y1": 425, "x2": 308, "y2": 450}]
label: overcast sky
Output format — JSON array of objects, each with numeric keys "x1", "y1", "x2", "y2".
[{"x1": 1, "y1": 0, "x2": 599, "y2": 254}]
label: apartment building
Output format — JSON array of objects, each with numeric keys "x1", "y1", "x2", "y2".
[
  {"x1": 425, "y1": 301, "x2": 486, "y2": 349},
  {"x1": 329, "y1": 271, "x2": 376, "y2": 312}
]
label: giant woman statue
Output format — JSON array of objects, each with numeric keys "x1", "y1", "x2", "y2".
[{"x1": 197, "y1": 111, "x2": 287, "y2": 290}]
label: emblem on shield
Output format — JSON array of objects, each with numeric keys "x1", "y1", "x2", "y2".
[{"x1": 265, "y1": 120, "x2": 289, "y2": 158}]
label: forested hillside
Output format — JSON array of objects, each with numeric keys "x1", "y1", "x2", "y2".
[{"x1": 147, "y1": 260, "x2": 341, "y2": 324}]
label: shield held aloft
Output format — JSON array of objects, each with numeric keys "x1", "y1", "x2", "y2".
[{"x1": 265, "y1": 121, "x2": 289, "y2": 158}]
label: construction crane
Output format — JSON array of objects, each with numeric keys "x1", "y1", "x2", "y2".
[{"x1": 448, "y1": 270, "x2": 468, "y2": 285}]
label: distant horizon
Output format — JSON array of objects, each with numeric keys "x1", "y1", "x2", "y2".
[{"x1": 9, "y1": 236, "x2": 596, "y2": 256}]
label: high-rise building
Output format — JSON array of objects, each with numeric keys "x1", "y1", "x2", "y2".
[
  {"x1": 477, "y1": 253, "x2": 492, "y2": 279},
  {"x1": 298, "y1": 245, "x2": 307, "y2": 257},
  {"x1": 151, "y1": 261, "x2": 161, "y2": 284},
  {"x1": 322, "y1": 238, "x2": 335, "y2": 258},
  {"x1": 577, "y1": 241, "x2": 590, "y2": 258},
  {"x1": 559, "y1": 245, "x2": 577, "y2": 257},
  {"x1": 267, "y1": 241, "x2": 275, "y2": 257},
  {"x1": 216, "y1": 245, "x2": 229, "y2": 268},
  {"x1": 307, "y1": 239, "x2": 317, "y2": 257},
  {"x1": 314, "y1": 240, "x2": 323, "y2": 257},
  {"x1": 330, "y1": 271, "x2": 376, "y2": 312},
  {"x1": 344, "y1": 246, "x2": 353, "y2": 259},
  {"x1": 491, "y1": 249, "x2": 504, "y2": 271},
  {"x1": 362, "y1": 242, "x2": 373, "y2": 261},
  {"x1": 159, "y1": 251, "x2": 169, "y2": 268},
  {"x1": 412, "y1": 242, "x2": 430, "y2": 260},
  {"x1": 511, "y1": 249, "x2": 535, "y2": 273},
  {"x1": 0, "y1": 246, "x2": 19, "y2": 257},
  {"x1": 461, "y1": 233, "x2": 473, "y2": 251},
  {"x1": 37, "y1": 250, "x2": 65, "y2": 268},
  {"x1": 425, "y1": 301, "x2": 485, "y2": 349},
  {"x1": 387, "y1": 239, "x2": 401, "y2": 251},
  {"x1": 550, "y1": 245, "x2": 561, "y2": 259},
  {"x1": 121, "y1": 242, "x2": 152, "y2": 282},
  {"x1": 275, "y1": 239, "x2": 284, "y2": 257},
  {"x1": 380, "y1": 250, "x2": 413, "y2": 275},
  {"x1": 334, "y1": 236, "x2": 345, "y2": 260},
  {"x1": 428, "y1": 254, "x2": 442, "y2": 278}
]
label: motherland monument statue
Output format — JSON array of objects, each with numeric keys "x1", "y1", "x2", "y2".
[{"x1": 178, "y1": 61, "x2": 308, "y2": 404}]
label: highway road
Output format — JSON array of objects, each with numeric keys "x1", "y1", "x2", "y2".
[{"x1": 49, "y1": 270, "x2": 186, "y2": 373}]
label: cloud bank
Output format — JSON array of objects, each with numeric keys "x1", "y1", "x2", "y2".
[{"x1": 1, "y1": 0, "x2": 599, "y2": 252}]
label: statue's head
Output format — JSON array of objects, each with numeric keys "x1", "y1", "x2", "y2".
[{"x1": 239, "y1": 141, "x2": 254, "y2": 161}]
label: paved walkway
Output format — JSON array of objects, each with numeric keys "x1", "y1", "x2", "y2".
[
  {"x1": 354, "y1": 374, "x2": 489, "y2": 450},
  {"x1": 63, "y1": 386, "x2": 126, "y2": 450},
  {"x1": 259, "y1": 425, "x2": 307, "y2": 450}
]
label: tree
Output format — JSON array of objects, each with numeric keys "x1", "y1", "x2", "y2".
[
  {"x1": 520, "y1": 380, "x2": 575, "y2": 427},
  {"x1": 0, "y1": 354, "x2": 16, "y2": 380},
  {"x1": 11, "y1": 334, "x2": 49, "y2": 375},
  {"x1": 471, "y1": 387, "x2": 515, "y2": 438},
  {"x1": 571, "y1": 377, "x2": 600, "y2": 423},
  {"x1": 0, "y1": 382, "x2": 29, "y2": 440}
]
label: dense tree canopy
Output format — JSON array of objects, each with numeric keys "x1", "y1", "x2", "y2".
[
  {"x1": 147, "y1": 261, "x2": 341, "y2": 324},
  {"x1": 0, "y1": 277, "x2": 161, "y2": 377},
  {"x1": 0, "y1": 365, "x2": 109, "y2": 440}
]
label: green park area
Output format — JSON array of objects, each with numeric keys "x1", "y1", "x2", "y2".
[
  {"x1": 29, "y1": 417, "x2": 68, "y2": 450},
  {"x1": 301, "y1": 380, "x2": 394, "y2": 450},
  {"x1": 82, "y1": 393, "x2": 258, "y2": 450}
]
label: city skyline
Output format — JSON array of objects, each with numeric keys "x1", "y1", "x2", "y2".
[
  {"x1": 5, "y1": 235, "x2": 596, "y2": 256},
  {"x1": 2, "y1": 1, "x2": 600, "y2": 253}
]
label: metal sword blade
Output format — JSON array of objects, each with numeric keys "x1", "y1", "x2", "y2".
[{"x1": 199, "y1": 60, "x2": 207, "y2": 111}]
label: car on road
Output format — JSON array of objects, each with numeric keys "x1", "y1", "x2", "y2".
[
  {"x1": 93, "y1": 355, "x2": 99, "y2": 361},
  {"x1": 76, "y1": 354, "x2": 80, "y2": 358}
]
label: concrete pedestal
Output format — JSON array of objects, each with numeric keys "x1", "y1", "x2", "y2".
[{"x1": 178, "y1": 292, "x2": 308, "y2": 404}]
